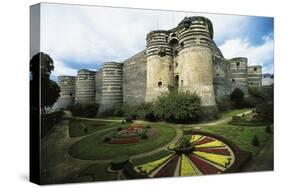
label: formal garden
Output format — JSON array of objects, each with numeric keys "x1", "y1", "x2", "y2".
[{"x1": 39, "y1": 79, "x2": 273, "y2": 183}]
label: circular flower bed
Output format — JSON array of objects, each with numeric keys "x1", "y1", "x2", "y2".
[
  {"x1": 103, "y1": 124, "x2": 157, "y2": 145},
  {"x1": 124, "y1": 131, "x2": 251, "y2": 178}
]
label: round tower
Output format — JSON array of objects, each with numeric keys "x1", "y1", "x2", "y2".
[
  {"x1": 57, "y1": 76, "x2": 75, "y2": 109},
  {"x1": 177, "y1": 16, "x2": 216, "y2": 107},
  {"x1": 75, "y1": 69, "x2": 96, "y2": 104},
  {"x1": 229, "y1": 57, "x2": 248, "y2": 94},
  {"x1": 145, "y1": 30, "x2": 174, "y2": 102},
  {"x1": 247, "y1": 65, "x2": 262, "y2": 87},
  {"x1": 100, "y1": 62, "x2": 123, "y2": 111}
]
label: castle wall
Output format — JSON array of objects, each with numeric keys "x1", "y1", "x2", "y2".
[
  {"x1": 145, "y1": 31, "x2": 174, "y2": 102},
  {"x1": 95, "y1": 69, "x2": 102, "y2": 104},
  {"x1": 229, "y1": 57, "x2": 248, "y2": 94},
  {"x1": 99, "y1": 62, "x2": 123, "y2": 112},
  {"x1": 213, "y1": 56, "x2": 231, "y2": 99},
  {"x1": 248, "y1": 65, "x2": 262, "y2": 87},
  {"x1": 56, "y1": 76, "x2": 75, "y2": 109},
  {"x1": 123, "y1": 50, "x2": 147, "y2": 106},
  {"x1": 75, "y1": 69, "x2": 96, "y2": 104},
  {"x1": 177, "y1": 18, "x2": 216, "y2": 107}
]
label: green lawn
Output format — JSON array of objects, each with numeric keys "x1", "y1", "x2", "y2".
[
  {"x1": 68, "y1": 119, "x2": 128, "y2": 137},
  {"x1": 132, "y1": 150, "x2": 173, "y2": 166},
  {"x1": 79, "y1": 163, "x2": 117, "y2": 181},
  {"x1": 183, "y1": 124, "x2": 272, "y2": 156},
  {"x1": 69, "y1": 123, "x2": 177, "y2": 160}
]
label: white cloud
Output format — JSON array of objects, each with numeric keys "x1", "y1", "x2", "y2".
[
  {"x1": 39, "y1": 3, "x2": 271, "y2": 77},
  {"x1": 219, "y1": 34, "x2": 274, "y2": 73},
  {"x1": 52, "y1": 59, "x2": 77, "y2": 77}
]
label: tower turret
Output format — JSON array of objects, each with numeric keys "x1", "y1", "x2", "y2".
[
  {"x1": 75, "y1": 69, "x2": 96, "y2": 104},
  {"x1": 145, "y1": 31, "x2": 174, "y2": 102},
  {"x1": 177, "y1": 16, "x2": 216, "y2": 107}
]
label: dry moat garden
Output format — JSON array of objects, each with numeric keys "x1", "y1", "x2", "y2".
[{"x1": 40, "y1": 108, "x2": 273, "y2": 184}]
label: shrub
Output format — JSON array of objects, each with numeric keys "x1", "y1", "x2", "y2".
[
  {"x1": 265, "y1": 126, "x2": 272, "y2": 134},
  {"x1": 125, "y1": 115, "x2": 133, "y2": 123},
  {"x1": 111, "y1": 155, "x2": 130, "y2": 170},
  {"x1": 153, "y1": 90, "x2": 202, "y2": 122},
  {"x1": 256, "y1": 102, "x2": 273, "y2": 123},
  {"x1": 145, "y1": 125, "x2": 151, "y2": 129},
  {"x1": 141, "y1": 134, "x2": 148, "y2": 140},
  {"x1": 230, "y1": 88, "x2": 245, "y2": 108},
  {"x1": 252, "y1": 135, "x2": 260, "y2": 147},
  {"x1": 135, "y1": 102, "x2": 156, "y2": 121},
  {"x1": 70, "y1": 103, "x2": 99, "y2": 117},
  {"x1": 216, "y1": 96, "x2": 234, "y2": 112},
  {"x1": 117, "y1": 127, "x2": 123, "y2": 131},
  {"x1": 104, "y1": 137, "x2": 111, "y2": 143}
]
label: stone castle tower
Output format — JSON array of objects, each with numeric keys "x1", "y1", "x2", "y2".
[{"x1": 56, "y1": 16, "x2": 262, "y2": 112}]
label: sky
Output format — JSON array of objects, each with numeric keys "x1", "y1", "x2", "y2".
[{"x1": 39, "y1": 3, "x2": 274, "y2": 81}]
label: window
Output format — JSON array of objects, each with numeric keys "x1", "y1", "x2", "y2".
[
  {"x1": 169, "y1": 65, "x2": 172, "y2": 71},
  {"x1": 236, "y1": 62, "x2": 240, "y2": 69},
  {"x1": 254, "y1": 67, "x2": 257, "y2": 73},
  {"x1": 175, "y1": 75, "x2": 179, "y2": 88},
  {"x1": 165, "y1": 36, "x2": 168, "y2": 42},
  {"x1": 175, "y1": 63, "x2": 178, "y2": 68},
  {"x1": 158, "y1": 81, "x2": 162, "y2": 87},
  {"x1": 69, "y1": 93, "x2": 73, "y2": 97},
  {"x1": 232, "y1": 79, "x2": 235, "y2": 82},
  {"x1": 180, "y1": 42, "x2": 184, "y2": 48},
  {"x1": 181, "y1": 80, "x2": 183, "y2": 86}
]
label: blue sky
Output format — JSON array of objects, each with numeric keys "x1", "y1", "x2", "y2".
[{"x1": 39, "y1": 3, "x2": 274, "y2": 80}]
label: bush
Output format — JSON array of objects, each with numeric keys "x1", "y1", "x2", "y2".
[
  {"x1": 125, "y1": 115, "x2": 133, "y2": 123},
  {"x1": 135, "y1": 103, "x2": 156, "y2": 121},
  {"x1": 200, "y1": 106, "x2": 220, "y2": 121},
  {"x1": 265, "y1": 126, "x2": 272, "y2": 134},
  {"x1": 104, "y1": 137, "x2": 111, "y2": 143},
  {"x1": 70, "y1": 103, "x2": 99, "y2": 117},
  {"x1": 244, "y1": 96, "x2": 263, "y2": 108},
  {"x1": 252, "y1": 135, "x2": 260, "y2": 147},
  {"x1": 117, "y1": 127, "x2": 123, "y2": 131},
  {"x1": 110, "y1": 155, "x2": 129, "y2": 170},
  {"x1": 145, "y1": 125, "x2": 151, "y2": 129},
  {"x1": 256, "y1": 102, "x2": 273, "y2": 123},
  {"x1": 141, "y1": 134, "x2": 148, "y2": 140},
  {"x1": 230, "y1": 88, "x2": 245, "y2": 108},
  {"x1": 216, "y1": 96, "x2": 234, "y2": 112},
  {"x1": 153, "y1": 91, "x2": 202, "y2": 122}
]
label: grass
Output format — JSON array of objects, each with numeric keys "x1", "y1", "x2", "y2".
[
  {"x1": 69, "y1": 123, "x2": 177, "y2": 160},
  {"x1": 132, "y1": 150, "x2": 174, "y2": 165},
  {"x1": 79, "y1": 163, "x2": 117, "y2": 181},
  {"x1": 184, "y1": 124, "x2": 272, "y2": 156},
  {"x1": 68, "y1": 119, "x2": 128, "y2": 137},
  {"x1": 220, "y1": 108, "x2": 251, "y2": 119}
]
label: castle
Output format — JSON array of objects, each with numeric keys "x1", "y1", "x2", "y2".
[{"x1": 56, "y1": 16, "x2": 262, "y2": 112}]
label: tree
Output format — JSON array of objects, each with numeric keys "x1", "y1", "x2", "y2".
[
  {"x1": 153, "y1": 90, "x2": 201, "y2": 122},
  {"x1": 30, "y1": 52, "x2": 54, "y2": 79},
  {"x1": 230, "y1": 88, "x2": 244, "y2": 108},
  {"x1": 30, "y1": 52, "x2": 60, "y2": 113},
  {"x1": 41, "y1": 79, "x2": 60, "y2": 108}
]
